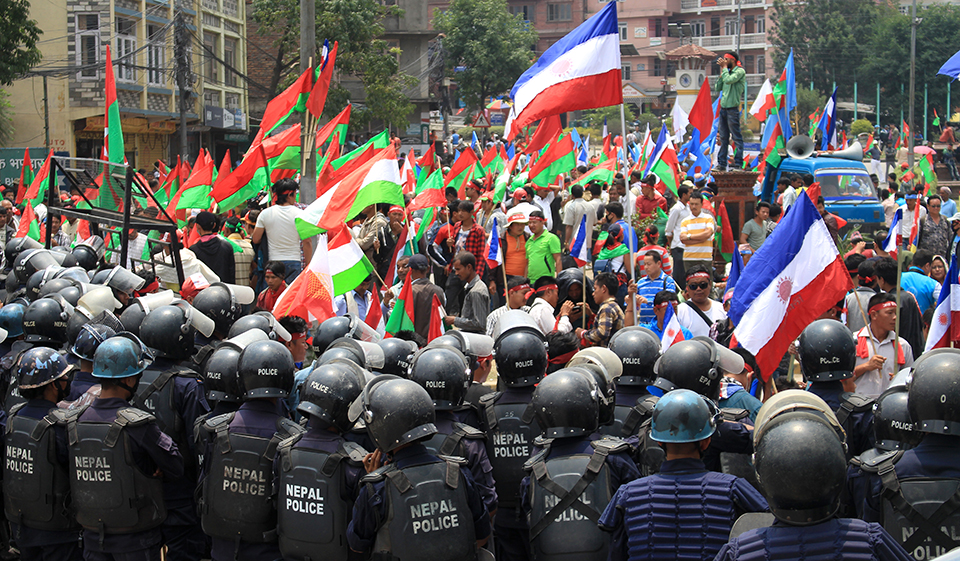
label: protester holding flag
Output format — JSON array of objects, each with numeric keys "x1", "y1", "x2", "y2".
[
  {"x1": 252, "y1": 179, "x2": 312, "y2": 283},
  {"x1": 715, "y1": 52, "x2": 747, "y2": 171},
  {"x1": 853, "y1": 292, "x2": 915, "y2": 398},
  {"x1": 635, "y1": 174, "x2": 667, "y2": 220}
]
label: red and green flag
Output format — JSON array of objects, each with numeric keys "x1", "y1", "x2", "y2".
[
  {"x1": 934, "y1": 109, "x2": 941, "y2": 127},
  {"x1": 176, "y1": 150, "x2": 217, "y2": 210},
  {"x1": 15, "y1": 148, "x2": 34, "y2": 205},
  {"x1": 23, "y1": 150, "x2": 52, "y2": 208},
  {"x1": 98, "y1": 45, "x2": 125, "y2": 211},
  {"x1": 209, "y1": 144, "x2": 271, "y2": 211},
  {"x1": 332, "y1": 129, "x2": 389, "y2": 169},
  {"x1": 443, "y1": 147, "x2": 480, "y2": 193},
  {"x1": 715, "y1": 199, "x2": 735, "y2": 262},
  {"x1": 314, "y1": 104, "x2": 351, "y2": 150},
  {"x1": 480, "y1": 144, "x2": 505, "y2": 176},
  {"x1": 385, "y1": 270, "x2": 416, "y2": 335},
  {"x1": 16, "y1": 201, "x2": 40, "y2": 241},
  {"x1": 573, "y1": 158, "x2": 616, "y2": 187},
  {"x1": 529, "y1": 133, "x2": 575, "y2": 188},
  {"x1": 262, "y1": 124, "x2": 301, "y2": 182},
  {"x1": 252, "y1": 67, "x2": 313, "y2": 146},
  {"x1": 918, "y1": 155, "x2": 937, "y2": 193},
  {"x1": 407, "y1": 169, "x2": 446, "y2": 212},
  {"x1": 305, "y1": 41, "x2": 338, "y2": 119}
]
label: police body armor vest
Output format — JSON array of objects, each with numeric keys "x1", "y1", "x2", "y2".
[
  {"x1": 363, "y1": 456, "x2": 477, "y2": 561},
  {"x1": 835, "y1": 392, "x2": 874, "y2": 426},
  {"x1": 0, "y1": 343, "x2": 33, "y2": 414},
  {"x1": 422, "y1": 422, "x2": 485, "y2": 461},
  {"x1": 276, "y1": 434, "x2": 367, "y2": 561},
  {"x1": 525, "y1": 438, "x2": 628, "y2": 561},
  {"x1": 65, "y1": 406, "x2": 167, "y2": 539},
  {"x1": 3, "y1": 404, "x2": 77, "y2": 533},
  {"x1": 133, "y1": 367, "x2": 195, "y2": 473},
  {"x1": 199, "y1": 411, "x2": 303, "y2": 543},
  {"x1": 877, "y1": 459, "x2": 960, "y2": 560},
  {"x1": 617, "y1": 394, "x2": 658, "y2": 438},
  {"x1": 479, "y1": 391, "x2": 539, "y2": 510}
]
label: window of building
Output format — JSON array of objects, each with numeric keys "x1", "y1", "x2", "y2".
[
  {"x1": 225, "y1": 92, "x2": 240, "y2": 110},
  {"x1": 509, "y1": 5, "x2": 534, "y2": 22},
  {"x1": 724, "y1": 17, "x2": 737, "y2": 36},
  {"x1": 204, "y1": 90, "x2": 219, "y2": 107},
  {"x1": 546, "y1": 4, "x2": 571, "y2": 22},
  {"x1": 203, "y1": 32, "x2": 218, "y2": 83},
  {"x1": 653, "y1": 58, "x2": 662, "y2": 77},
  {"x1": 147, "y1": 24, "x2": 165, "y2": 86},
  {"x1": 756, "y1": 15, "x2": 765, "y2": 33},
  {"x1": 621, "y1": 64, "x2": 630, "y2": 80},
  {"x1": 744, "y1": 55, "x2": 754, "y2": 74},
  {"x1": 654, "y1": 18, "x2": 663, "y2": 37},
  {"x1": 222, "y1": 0, "x2": 238, "y2": 17},
  {"x1": 757, "y1": 54, "x2": 765, "y2": 73},
  {"x1": 115, "y1": 18, "x2": 137, "y2": 83},
  {"x1": 76, "y1": 13, "x2": 101, "y2": 80},
  {"x1": 619, "y1": 22, "x2": 627, "y2": 41},
  {"x1": 690, "y1": 20, "x2": 705, "y2": 37},
  {"x1": 223, "y1": 37, "x2": 237, "y2": 87}
]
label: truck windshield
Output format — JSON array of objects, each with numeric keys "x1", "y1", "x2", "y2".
[{"x1": 816, "y1": 170, "x2": 877, "y2": 199}]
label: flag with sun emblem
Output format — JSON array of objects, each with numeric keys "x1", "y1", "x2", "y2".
[{"x1": 926, "y1": 255, "x2": 960, "y2": 352}]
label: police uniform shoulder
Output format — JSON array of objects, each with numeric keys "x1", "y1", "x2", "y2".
[
  {"x1": 523, "y1": 448, "x2": 549, "y2": 471},
  {"x1": 478, "y1": 391, "x2": 501, "y2": 406},
  {"x1": 437, "y1": 454, "x2": 469, "y2": 466},
  {"x1": 116, "y1": 407, "x2": 157, "y2": 426},
  {"x1": 203, "y1": 411, "x2": 236, "y2": 431},
  {"x1": 47, "y1": 406, "x2": 80, "y2": 425},
  {"x1": 533, "y1": 435, "x2": 553, "y2": 448},
  {"x1": 9, "y1": 402, "x2": 26, "y2": 415},
  {"x1": 720, "y1": 407, "x2": 750, "y2": 422},
  {"x1": 591, "y1": 436, "x2": 632, "y2": 454},
  {"x1": 341, "y1": 440, "x2": 369, "y2": 464},
  {"x1": 453, "y1": 422, "x2": 485, "y2": 439},
  {"x1": 276, "y1": 417, "x2": 306, "y2": 438},
  {"x1": 277, "y1": 432, "x2": 304, "y2": 453},
  {"x1": 361, "y1": 463, "x2": 395, "y2": 484},
  {"x1": 853, "y1": 448, "x2": 903, "y2": 474},
  {"x1": 840, "y1": 392, "x2": 875, "y2": 411}
]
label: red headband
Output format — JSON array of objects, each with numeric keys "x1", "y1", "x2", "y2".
[
  {"x1": 509, "y1": 283, "x2": 532, "y2": 294},
  {"x1": 548, "y1": 349, "x2": 578, "y2": 365},
  {"x1": 687, "y1": 272, "x2": 711, "y2": 281},
  {"x1": 389, "y1": 205, "x2": 404, "y2": 214},
  {"x1": 529, "y1": 215, "x2": 547, "y2": 222},
  {"x1": 289, "y1": 332, "x2": 307, "y2": 341},
  {"x1": 859, "y1": 275, "x2": 874, "y2": 285},
  {"x1": 536, "y1": 284, "x2": 558, "y2": 293},
  {"x1": 869, "y1": 301, "x2": 897, "y2": 314}
]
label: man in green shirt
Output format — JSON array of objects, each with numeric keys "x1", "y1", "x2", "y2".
[
  {"x1": 714, "y1": 52, "x2": 746, "y2": 171},
  {"x1": 526, "y1": 209, "x2": 562, "y2": 282}
]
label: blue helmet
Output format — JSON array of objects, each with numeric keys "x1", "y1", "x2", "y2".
[
  {"x1": 92, "y1": 336, "x2": 149, "y2": 379},
  {"x1": 70, "y1": 323, "x2": 118, "y2": 361},
  {"x1": 650, "y1": 389, "x2": 718, "y2": 443},
  {"x1": 0, "y1": 303, "x2": 26, "y2": 340}
]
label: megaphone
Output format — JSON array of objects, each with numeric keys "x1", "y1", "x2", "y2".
[
  {"x1": 832, "y1": 141, "x2": 864, "y2": 162},
  {"x1": 786, "y1": 135, "x2": 815, "y2": 159}
]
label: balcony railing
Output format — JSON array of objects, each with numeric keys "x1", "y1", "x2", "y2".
[
  {"x1": 689, "y1": 32, "x2": 767, "y2": 49},
  {"x1": 680, "y1": 0, "x2": 766, "y2": 10}
]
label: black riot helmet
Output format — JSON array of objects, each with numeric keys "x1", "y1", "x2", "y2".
[
  {"x1": 609, "y1": 327, "x2": 662, "y2": 386},
  {"x1": 192, "y1": 283, "x2": 246, "y2": 336},
  {"x1": 15, "y1": 250, "x2": 62, "y2": 285},
  {"x1": 908, "y1": 348, "x2": 960, "y2": 436},
  {"x1": 655, "y1": 337, "x2": 743, "y2": 401},
  {"x1": 297, "y1": 360, "x2": 365, "y2": 433},
  {"x1": 798, "y1": 319, "x2": 856, "y2": 382},
  {"x1": 874, "y1": 386, "x2": 923, "y2": 451},
  {"x1": 312, "y1": 316, "x2": 354, "y2": 355},
  {"x1": 26, "y1": 268, "x2": 60, "y2": 302},
  {"x1": 492, "y1": 329, "x2": 547, "y2": 387},
  {"x1": 350, "y1": 375, "x2": 437, "y2": 453},
  {"x1": 376, "y1": 338, "x2": 418, "y2": 377},
  {"x1": 117, "y1": 290, "x2": 176, "y2": 337},
  {"x1": 227, "y1": 312, "x2": 291, "y2": 342},
  {"x1": 531, "y1": 368, "x2": 600, "y2": 439},
  {"x1": 408, "y1": 346, "x2": 470, "y2": 410},
  {"x1": 54, "y1": 283, "x2": 83, "y2": 307},
  {"x1": 70, "y1": 323, "x2": 118, "y2": 361},
  {"x1": 17, "y1": 347, "x2": 75, "y2": 397},
  {"x1": 23, "y1": 297, "x2": 71, "y2": 344},
  {"x1": 71, "y1": 236, "x2": 106, "y2": 271},
  {"x1": 39, "y1": 278, "x2": 77, "y2": 300},
  {"x1": 139, "y1": 305, "x2": 197, "y2": 360},
  {"x1": 203, "y1": 346, "x2": 244, "y2": 404},
  {"x1": 4, "y1": 237, "x2": 41, "y2": 270},
  {"x1": 567, "y1": 365, "x2": 615, "y2": 426},
  {"x1": 754, "y1": 411, "x2": 848, "y2": 526},
  {"x1": 237, "y1": 340, "x2": 295, "y2": 399}
]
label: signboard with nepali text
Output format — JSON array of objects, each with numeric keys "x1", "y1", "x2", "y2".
[{"x1": 0, "y1": 149, "x2": 70, "y2": 189}]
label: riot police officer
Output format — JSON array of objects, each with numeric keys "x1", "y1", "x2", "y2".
[
  {"x1": 608, "y1": 327, "x2": 661, "y2": 437},
  {"x1": 480, "y1": 318, "x2": 546, "y2": 561},
  {"x1": 65, "y1": 323, "x2": 116, "y2": 403},
  {"x1": 567, "y1": 347, "x2": 623, "y2": 437},
  {"x1": 287, "y1": 315, "x2": 368, "y2": 419},
  {"x1": 714, "y1": 393, "x2": 911, "y2": 561},
  {"x1": 599, "y1": 389, "x2": 768, "y2": 561},
  {"x1": 199, "y1": 339, "x2": 302, "y2": 561},
  {"x1": 345, "y1": 376, "x2": 492, "y2": 560},
  {"x1": 408, "y1": 346, "x2": 498, "y2": 518},
  {"x1": 64, "y1": 335, "x2": 184, "y2": 561},
  {"x1": 0, "y1": 302, "x2": 25, "y2": 357},
  {"x1": 191, "y1": 283, "x2": 255, "y2": 343},
  {"x1": 275, "y1": 359, "x2": 367, "y2": 561},
  {"x1": 426, "y1": 330, "x2": 496, "y2": 427},
  {"x1": 798, "y1": 319, "x2": 876, "y2": 458},
  {"x1": 521, "y1": 369, "x2": 639, "y2": 561},
  {"x1": 2, "y1": 296, "x2": 74, "y2": 413},
  {"x1": 136, "y1": 304, "x2": 211, "y2": 561},
  {"x1": 857, "y1": 349, "x2": 960, "y2": 559},
  {"x1": 3, "y1": 347, "x2": 81, "y2": 561}
]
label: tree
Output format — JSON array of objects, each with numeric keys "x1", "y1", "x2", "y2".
[
  {"x1": 851, "y1": 118, "x2": 874, "y2": 136},
  {"x1": 0, "y1": 90, "x2": 13, "y2": 146},
  {"x1": 433, "y1": 0, "x2": 538, "y2": 113},
  {"x1": 251, "y1": 0, "x2": 415, "y2": 129},
  {"x1": 578, "y1": 105, "x2": 637, "y2": 138},
  {"x1": 796, "y1": 88, "x2": 825, "y2": 133},
  {"x1": 0, "y1": 0, "x2": 41, "y2": 86}
]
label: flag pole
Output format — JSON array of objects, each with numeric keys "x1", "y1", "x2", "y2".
[
  {"x1": 620, "y1": 102, "x2": 639, "y2": 324},
  {"x1": 582, "y1": 265, "x2": 588, "y2": 330}
]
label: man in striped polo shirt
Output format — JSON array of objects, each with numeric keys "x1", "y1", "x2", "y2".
[
  {"x1": 679, "y1": 192, "x2": 715, "y2": 275},
  {"x1": 635, "y1": 250, "x2": 677, "y2": 324}
]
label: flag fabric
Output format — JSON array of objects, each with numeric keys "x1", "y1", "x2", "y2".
[
  {"x1": 486, "y1": 218, "x2": 503, "y2": 269},
  {"x1": 670, "y1": 102, "x2": 689, "y2": 142},
  {"x1": 385, "y1": 270, "x2": 416, "y2": 335},
  {"x1": 417, "y1": 143, "x2": 438, "y2": 175},
  {"x1": 925, "y1": 255, "x2": 960, "y2": 351},
  {"x1": 427, "y1": 293, "x2": 446, "y2": 342},
  {"x1": 209, "y1": 144, "x2": 270, "y2": 211},
  {"x1": 319, "y1": 141, "x2": 375, "y2": 197},
  {"x1": 444, "y1": 147, "x2": 480, "y2": 190},
  {"x1": 504, "y1": 1, "x2": 621, "y2": 140},
  {"x1": 365, "y1": 286, "x2": 385, "y2": 335},
  {"x1": 381, "y1": 223, "x2": 410, "y2": 288},
  {"x1": 727, "y1": 247, "x2": 745, "y2": 293},
  {"x1": 748, "y1": 79, "x2": 775, "y2": 122},
  {"x1": 688, "y1": 78, "x2": 715, "y2": 139},
  {"x1": 780, "y1": 49, "x2": 797, "y2": 113},
  {"x1": 529, "y1": 133, "x2": 575, "y2": 187},
  {"x1": 262, "y1": 124, "x2": 302, "y2": 182},
  {"x1": 938, "y1": 49, "x2": 960, "y2": 80},
  {"x1": 716, "y1": 200, "x2": 735, "y2": 261},
  {"x1": 15, "y1": 148, "x2": 34, "y2": 205},
  {"x1": 918, "y1": 155, "x2": 937, "y2": 190},
  {"x1": 332, "y1": 129, "x2": 389, "y2": 169},
  {"x1": 326, "y1": 225, "x2": 375, "y2": 295},
  {"x1": 23, "y1": 150, "x2": 52, "y2": 207},
  {"x1": 934, "y1": 109, "x2": 941, "y2": 127},
  {"x1": 817, "y1": 88, "x2": 839, "y2": 150},
  {"x1": 255, "y1": 67, "x2": 312, "y2": 142},
  {"x1": 271, "y1": 232, "x2": 336, "y2": 322},
  {"x1": 176, "y1": 150, "x2": 217, "y2": 210},
  {"x1": 660, "y1": 303, "x2": 686, "y2": 351},
  {"x1": 729, "y1": 194, "x2": 852, "y2": 379},
  {"x1": 573, "y1": 158, "x2": 616, "y2": 187},
  {"x1": 296, "y1": 147, "x2": 404, "y2": 237},
  {"x1": 883, "y1": 209, "x2": 901, "y2": 254},
  {"x1": 16, "y1": 202, "x2": 40, "y2": 241},
  {"x1": 524, "y1": 115, "x2": 562, "y2": 155},
  {"x1": 103, "y1": 46, "x2": 124, "y2": 166},
  {"x1": 305, "y1": 40, "x2": 338, "y2": 118},
  {"x1": 407, "y1": 169, "x2": 447, "y2": 212},
  {"x1": 314, "y1": 105, "x2": 352, "y2": 150},
  {"x1": 569, "y1": 215, "x2": 591, "y2": 266},
  {"x1": 808, "y1": 108, "x2": 822, "y2": 137},
  {"x1": 647, "y1": 127, "x2": 681, "y2": 195}
]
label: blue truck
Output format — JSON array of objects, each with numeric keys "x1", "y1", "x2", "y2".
[{"x1": 764, "y1": 156, "x2": 885, "y2": 235}]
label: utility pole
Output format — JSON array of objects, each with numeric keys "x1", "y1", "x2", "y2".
[
  {"x1": 908, "y1": 0, "x2": 918, "y2": 171},
  {"x1": 299, "y1": 0, "x2": 317, "y2": 204},
  {"x1": 175, "y1": 11, "x2": 189, "y2": 164},
  {"x1": 42, "y1": 74, "x2": 50, "y2": 151}
]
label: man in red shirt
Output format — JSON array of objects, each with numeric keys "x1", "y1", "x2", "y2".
[
  {"x1": 255, "y1": 261, "x2": 287, "y2": 312},
  {"x1": 635, "y1": 173, "x2": 668, "y2": 219}
]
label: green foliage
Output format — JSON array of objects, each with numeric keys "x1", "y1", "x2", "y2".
[
  {"x1": 0, "y1": 0, "x2": 41, "y2": 86},
  {"x1": 0, "y1": 90, "x2": 13, "y2": 146},
  {"x1": 851, "y1": 118, "x2": 874, "y2": 136},
  {"x1": 796, "y1": 88, "x2": 826, "y2": 132},
  {"x1": 433, "y1": 0, "x2": 538, "y2": 113},
  {"x1": 251, "y1": 0, "x2": 412, "y2": 126},
  {"x1": 578, "y1": 105, "x2": 637, "y2": 137}
]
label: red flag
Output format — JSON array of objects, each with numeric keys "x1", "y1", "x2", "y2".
[
  {"x1": 305, "y1": 41, "x2": 338, "y2": 118},
  {"x1": 688, "y1": 78, "x2": 715, "y2": 140},
  {"x1": 16, "y1": 202, "x2": 38, "y2": 239},
  {"x1": 417, "y1": 143, "x2": 437, "y2": 174},
  {"x1": 254, "y1": 67, "x2": 312, "y2": 143},
  {"x1": 15, "y1": 147, "x2": 31, "y2": 205},
  {"x1": 525, "y1": 115, "x2": 562, "y2": 154},
  {"x1": 381, "y1": 224, "x2": 409, "y2": 288},
  {"x1": 316, "y1": 133, "x2": 343, "y2": 197},
  {"x1": 717, "y1": 199, "x2": 734, "y2": 256},
  {"x1": 806, "y1": 182, "x2": 821, "y2": 204},
  {"x1": 365, "y1": 286, "x2": 384, "y2": 333},
  {"x1": 318, "y1": 142, "x2": 377, "y2": 197},
  {"x1": 443, "y1": 148, "x2": 479, "y2": 189},
  {"x1": 22, "y1": 150, "x2": 52, "y2": 205},
  {"x1": 314, "y1": 105, "x2": 352, "y2": 149},
  {"x1": 428, "y1": 293, "x2": 445, "y2": 342},
  {"x1": 208, "y1": 144, "x2": 268, "y2": 204}
]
